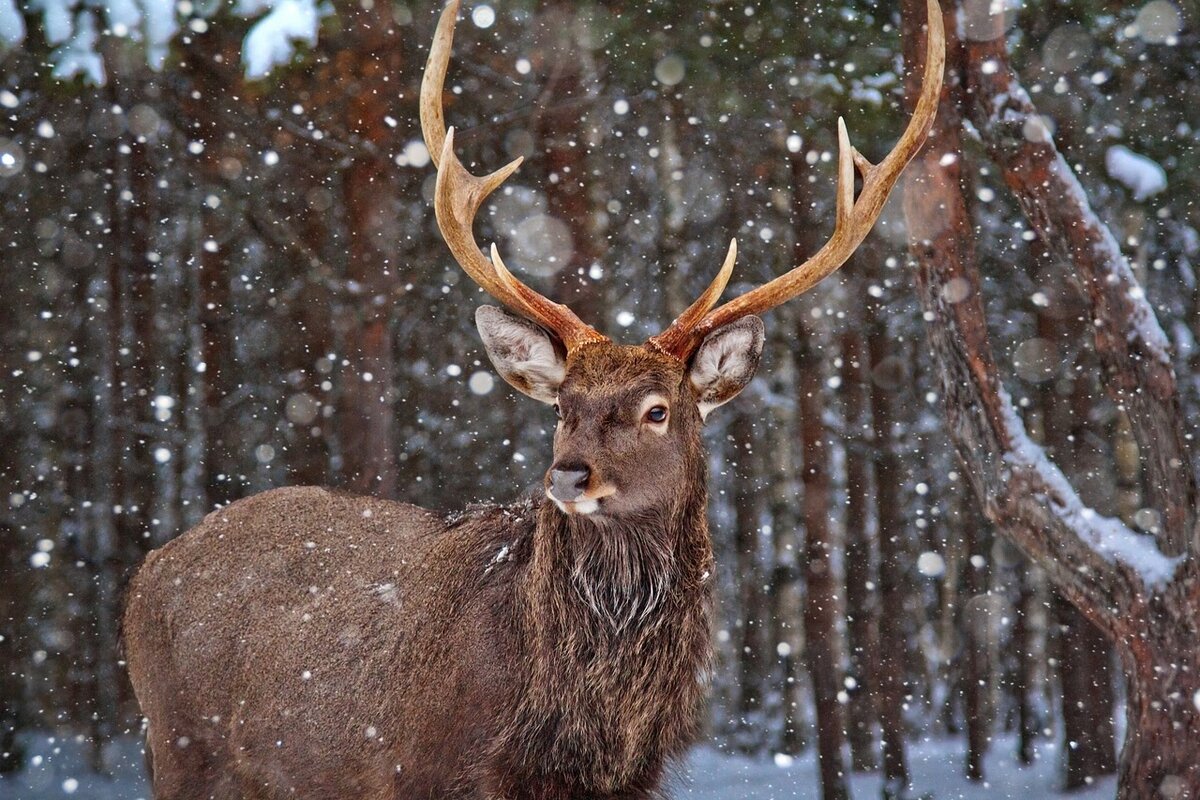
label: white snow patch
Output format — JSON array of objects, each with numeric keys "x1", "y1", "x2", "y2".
[
  {"x1": 241, "y1": 0, "x2": 328, "y2": 79},
  {"x1": 676, "y1": 732, "x2": 1116, "y2": 799},
  {"x1": 31, "y1": 0, "x2": 74, "y2": 45},
  {"x1": 51, "y1": 11, "x2": 105, "y2": 85},
  {"x1": 143, "y1": 0, "x2": 178, "y2": 69},
  {"x1": 1105, "y1": 145, "x2": 1167, "y2": 202},
  {"x1": 1, "y1": 729, "x2": 1118, "y2": 800},
  {"x1": 0, "y1": 0, "x2": 25, "y2": 47},
  {"x1": 103, "y1": 0, "x2": 141, "y2": 39}
]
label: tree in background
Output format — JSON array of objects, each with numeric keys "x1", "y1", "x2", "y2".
[{"x1": 903, "y1": 0, "x2": 1200, "y2": 795}]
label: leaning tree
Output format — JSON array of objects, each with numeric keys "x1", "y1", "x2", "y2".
[{"x1": 901, "y1": 0, "x2": 1199, "y2": 797}]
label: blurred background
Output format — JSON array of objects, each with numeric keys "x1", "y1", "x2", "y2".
[{"x1": 0, "y1": 0, "x2": 1196, "y2": 796}]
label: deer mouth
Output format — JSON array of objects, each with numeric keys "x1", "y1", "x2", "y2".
[{"x1": 547, "y1": 485, "x2": 616, "y2": 516}]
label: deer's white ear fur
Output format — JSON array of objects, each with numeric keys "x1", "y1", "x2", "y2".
[
  {"x1": 476, "y1": 306, "x2": 566, "y2": 404},
  {"x1": 687, "y1": 316, "x2": 764, "y2": 420}
]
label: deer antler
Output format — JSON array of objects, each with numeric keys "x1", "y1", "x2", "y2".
[
  {"x1": 648, "y1": 0, "x2": 946, "y2": 360},
  {"x1": 420, "y1": 0, "x2": 608, "y2": 352}
]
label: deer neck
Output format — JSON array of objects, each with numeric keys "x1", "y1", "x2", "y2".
[
  {"x1": 505, "y1": 478, "x2": 714, "y2": 784},
  {"x1": 525, "y1": 475, "x2": 712, "y2": 644}
]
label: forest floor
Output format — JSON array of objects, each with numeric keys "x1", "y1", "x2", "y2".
[{"x1": 0, "y1": 731, "x2": 1117, "y2": 799}]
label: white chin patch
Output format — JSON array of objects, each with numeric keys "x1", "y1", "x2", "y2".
[{"x1": 547, "y1": 491, "x2": 600, "y2": 515}]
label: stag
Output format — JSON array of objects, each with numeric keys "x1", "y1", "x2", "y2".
[{"x1": 122, "y1": 2, "x2": 944, "y2": 797}]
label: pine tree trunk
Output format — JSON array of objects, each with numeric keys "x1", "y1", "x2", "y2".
[
  {"x1": 869, "y1": 325, "x2": 911, "y2": 794},
  {"x1": 766, "y1": 331, "x2": 806, "y2": 756},
  {"x1": 961, "y1": 499, "x2": 991, "y2": 783},
  {"x1": 0, "y1": 521, "x2": 25, "y2": 774},
  {"x1": 1054, "y1": 594, "x2": 1117, "y2": 788},
  {"x1": 331, "y1": 10, "x2": 402, "y2": 499},
  {"x1": 797, "y1": 320, "x2": 850, "y2": 800},
  {"x1": 730, "y1": 411, "x2": 768, "y2": 753},
  {"x1": 1118, "y1": 624, "x2": 1200, "y2": 800},
  {"x1": 1011, "y1": 563, "x2": 1041, "y2": 765},
  {"x1": 842, "y1": 323, "x2": 879, "y2": 772}
]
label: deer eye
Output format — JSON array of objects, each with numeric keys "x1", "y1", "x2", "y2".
[
  {"x1": 645, "y1": 405, "x2": 668, "y2": 424},
  {"x1": 553, "y1": 403, "x2": 562, "y2": 419}
]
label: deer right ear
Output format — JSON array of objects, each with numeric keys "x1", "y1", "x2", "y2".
[
  {"x1": 687, "y1": 316, "x2": 764, "y2": 420},
  {"x1": 476, "y1": 306, "x2": 566, "y2": 404}
]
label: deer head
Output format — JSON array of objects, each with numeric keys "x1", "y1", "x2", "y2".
[{"x1": 420, "y1": 0, "x2": 945, "y2": 520}]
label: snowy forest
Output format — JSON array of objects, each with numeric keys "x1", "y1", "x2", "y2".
[{"x1": 1, "y1": 0, "x2": 1198, "y2": 797}]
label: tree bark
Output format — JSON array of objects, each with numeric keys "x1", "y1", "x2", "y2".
[
  {"x1": 797, "y1": 318, "x2": 850, "y2": 800},
  {"x1": 960, "y1": 497, "x2": 991, "y2": 783},
  {"x1": 1010, "y1": 562, "x2": 1041, "y2": 766},
  {"x1": 958, "y1": 0, "x2": 1195, "y2": 557},
  {"x1": 765, "y1": 329, "x2": 806, "y2": 756},
  {"x1": 902, "y1": 3, "x2": 1200, "y2": 798},
  {"x1": 868, "y1": 322, "x2": 911, "y2": 794},
  {"x1": 332, "y1": 10, "x2": 404, "y2": 499},
  {"x1": 1118, "y1": 631, "x2": 1200, "y2": 797},
  {"x1": 1053, "y1": 592, "x2": 1117, "y2": 788},
  {"x1": 730, "y1": 410, "x2": 769, "y2": 754},
  {"x1": 1035, "y1": 290, "x2": 1117, "y2": 788},
  {"x1": 842, "y1": 317, "x2": 879, "y2": 773}
]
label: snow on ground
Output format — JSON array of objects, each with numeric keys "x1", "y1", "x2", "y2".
[
  {"x1": 674, "y1": 734, "x2": 1116, "y2": 799},
  {"x1": 1, "y1": 731, "x2": 1116, "y2": 799}
]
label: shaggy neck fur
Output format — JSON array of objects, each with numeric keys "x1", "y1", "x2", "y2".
[
  {"x1": 529, "y1": 462, "x2": 711, "y2": 639},
  {"x1": 495, "y1": 457, "x2": 714, "y2": 793}
]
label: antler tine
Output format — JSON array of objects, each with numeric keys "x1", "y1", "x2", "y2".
[
  {"x1": 420, "y1": 0, "x2": 607, "y2": 352},
  {"x1": 647, "y1": 240, "x2": 737, "y2": 356},
  {"x1": 651, "y1": 0, "x2": 945, "y2": 360}
]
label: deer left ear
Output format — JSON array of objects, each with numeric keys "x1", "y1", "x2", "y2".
[
  {"x1": 687, "y1": 316, "x2": 764, "y2": 420},
  {"x1": 476, "y1": 305, "x2": 566, "y2": 404}
]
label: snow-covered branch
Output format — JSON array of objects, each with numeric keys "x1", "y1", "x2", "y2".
[
  {"x1": 898, "y1": 4, "x2": 1173, "y2": 632},
  {"x1": 961, "y1": 29, "x2": 1197, "y2": 558},
  {"x1": 0, "y1": 0, "x2": 329, "y2": 84}
]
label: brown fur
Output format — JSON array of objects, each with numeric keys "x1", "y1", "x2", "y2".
[{"x1": 122, "y1": 343, "x2": 716, "y2": 800}]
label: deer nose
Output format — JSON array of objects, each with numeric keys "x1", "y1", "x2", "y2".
[{"x1": 549, "y1": 465, "x2": 591, "y2": 502}]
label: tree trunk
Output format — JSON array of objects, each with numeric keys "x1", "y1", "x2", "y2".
[
  {"x1": 330, "y1": 9, "x2": 403, "y2": 499},
  {"x1": 900, "y1": 4, "x2": 1200, "y2": 798},
  {"x1": 868, "y1": 324, "x2": 911, "y2": 794},
  {"x1": 1053, "y1": 593, "x2": 1117, "y2": 788},
  {"x1": 0, "y1": 519, "x2": 25, "y2": 774},
  {"x1": 960, "y1": 498, "x2": 991, "y2": 783},
  {"x1": 533, "y1": 2, "x2": 606, "y2": 326},
  {"x1": 842, "y1": 320, "x2": 879, "y2": 772},
  {"x1": 1118, "y1": 625, "x2": 1200, "y2": 799},
  {"x1": 729, "y1": 410, "x2": 768, "y2": 753},
  {"x1": 766, "y1": 331, "x2": 806, "y2": 755},
  {"x1": 1011, "y1": 562, "x2": 1041, "y2": 765},
  {"x1": 797, "y1": 318, "x2": 850, "y2": 800}
]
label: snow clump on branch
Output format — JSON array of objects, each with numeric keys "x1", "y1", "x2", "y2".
[{"x1": 0, "y1": 0, "x2": 331, "y2": 84}]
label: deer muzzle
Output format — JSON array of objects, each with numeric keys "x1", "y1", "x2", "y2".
[{"x1": 546, "y1": 463, "x2": 617, "y2": 514}]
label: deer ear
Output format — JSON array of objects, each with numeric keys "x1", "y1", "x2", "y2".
[
  {"x1": 687, "y1": 316, "x2": 764, "y2": 420},
  {"x1": 476, "y1": 306, "x2": 566, "y2": 404}
]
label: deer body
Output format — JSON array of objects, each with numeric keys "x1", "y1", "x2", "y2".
[
  {"x1": 124, "y1": 1, "x2": 943, "y2": 796},
  {"x1": 124, "y1": 487, "x2": 710, "y2": 799},
  {"x1": 124, "y1": 347, "x2": 717, "y2": 799}
]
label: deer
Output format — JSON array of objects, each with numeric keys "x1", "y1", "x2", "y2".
[{"x1": 121, "y1": 1, "x2": 943, "y2": 797}]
